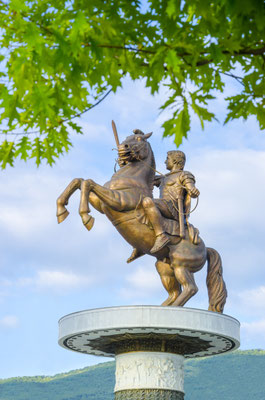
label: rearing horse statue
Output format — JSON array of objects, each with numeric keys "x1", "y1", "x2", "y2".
[{"x1": 56, "y1": 128, "x2": 227, "y2": 313}]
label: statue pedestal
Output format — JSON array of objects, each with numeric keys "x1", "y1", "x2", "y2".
[{"x1": 58, "y1": 306, "x2": 240, "y2": 399}]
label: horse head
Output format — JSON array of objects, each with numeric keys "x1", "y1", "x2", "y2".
[{"x1": 118, "y1": 129, "x2": 153, "y2": 166}]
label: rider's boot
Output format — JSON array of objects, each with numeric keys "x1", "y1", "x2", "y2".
[
  {"x1": 127, "y1": 248, "x2": 144, "y2": 263},
  {"x1": 142, "y1": 197, "x2": 170, "y2": 253},
  {"x1": 150, "y1": 233, "x2": 171, "y2": 253}
]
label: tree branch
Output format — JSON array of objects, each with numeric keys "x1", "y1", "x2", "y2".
[
  {"x1": 232, "y1": 45, "x2": 265, "y2": 56},
  {"x1": 0, "y1": 89, "x2": 113, "y2": 136},
  {"x1": 62, "y1": 88, "x2": 113, "y2": 123},
  {"x1": 220, "y1": 71, "x2": 244, "y2": 86},
  {"x1": 82, "y1": 42, "x2": 265, "y2": 67}
]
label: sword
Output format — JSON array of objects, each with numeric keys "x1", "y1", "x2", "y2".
[
  {"x1": 111, "y1": 120, "x2": 120, "y2": 147},
  {"x1": 177, "y1": 198, "x2": 186, "y2": 238}
]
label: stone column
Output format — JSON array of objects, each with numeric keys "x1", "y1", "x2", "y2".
[{"x1": 114, "y1": 352, "x2": 184, "y2": 400}]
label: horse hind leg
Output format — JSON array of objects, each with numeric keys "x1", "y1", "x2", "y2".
[
  {"x1": 156, "y1": 260, "x2": 181, "y2": 306},
  {"x1": 56, "y1": 178, "x2": 82, "y2": 223},
  {"x1": 171, "y1": 265, "x2": 198, "y2": 307}
]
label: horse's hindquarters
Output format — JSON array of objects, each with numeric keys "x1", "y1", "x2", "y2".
[{"x1": 169, "y1": 239, "x2": 207, "y2": 270}]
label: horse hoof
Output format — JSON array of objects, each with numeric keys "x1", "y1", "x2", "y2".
[
  {"x1": 57, "y1": 210, "x2": 69, "y2": 224},
  {"x1": 161, "y1": 294, "x2": 178, "y2": 306},
  {"x1": 161, "y1": 298, "x2": 172, "y2": 306},
  {"x1": 83, "y1": 215, "x2": 95, "y2": 231}
]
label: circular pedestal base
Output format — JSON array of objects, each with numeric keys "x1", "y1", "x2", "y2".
[{"x1": 59, "y1": 306, "x2": 240, "y2": 358}]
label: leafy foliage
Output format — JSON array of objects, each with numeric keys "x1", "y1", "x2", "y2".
[
  {"x1": 1, "y1": 351, "x2": 265, "y2": 400},
  {"x1": 0, "y1": 0, "x2": 265, "y2": 168}
]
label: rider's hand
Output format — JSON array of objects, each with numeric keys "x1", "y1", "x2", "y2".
[
  {"x1": 189, "y1": 187, "x2": 200, "y2": 198},
  {"x1": 153, "y1": 175, "x2": 162, "y2": 187}
]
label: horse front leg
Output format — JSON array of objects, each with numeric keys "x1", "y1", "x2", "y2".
[
  {"x1": 85, "y1": 179, "x2": 138, "y2": 211},
  {"x1": 56, "y1": 178, "x2": 83, "y2": 223},
  {"x1": 78, "y1": 179, "x2": 138, "y2": 231},
  {"x1": 79, "y1": 180, "x2": 95, "y2": 231}
]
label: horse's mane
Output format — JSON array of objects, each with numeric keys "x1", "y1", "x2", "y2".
[{"x1": 147, "y1": 144, "x2": 156, "y2": 194}]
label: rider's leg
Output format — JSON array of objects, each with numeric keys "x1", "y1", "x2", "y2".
[
  {"x1": 127, "y1": 248, "x2": 144, "y2": 263},
  {"x1": 142, "y1": 197, "x2": 170, "y2": 253}
]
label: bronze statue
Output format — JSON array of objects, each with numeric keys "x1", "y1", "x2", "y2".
[
  {"x1": 56, "y1": 122, "x2": 227, "y2": 313},
  {"x1": 129, "y1": 150, "x2": 200, "y2": 257}
]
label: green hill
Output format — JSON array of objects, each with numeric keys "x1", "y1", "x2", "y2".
[{"x1": 1, "y1": 350, "x2": 265, "y2": 400}]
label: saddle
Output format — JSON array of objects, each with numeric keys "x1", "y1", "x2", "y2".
[{"x1": 136, "y1": 208, "x2": 200, "y2": 245}]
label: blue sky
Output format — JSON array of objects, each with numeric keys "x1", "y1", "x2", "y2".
[{"x1": 0, "y1": 76, "x2": 265, "y2": 379}]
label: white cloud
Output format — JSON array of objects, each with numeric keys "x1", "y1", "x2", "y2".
[
  {"x1": 236, "y1": 286, "x2": 265, "y2": 314},
  {"x1": 241, "y1": 319, "x2": 265, "y2": 349},
  {"x1": 0, "y1": 315, "x2": 19, "y2": 328},
  {"x1": 126, "y1": 266, "x2": 160, "y2": 290},
  {"x1": 187, "y1": 149, "x2": 265, "y2": 230},
  {"x1": 0, "y1": 279, "x2": 13, "y2": 304},
  {"x1": 70, "y1": 120, "x2": 114, "y2": 145},
  {"x1": 0, "y1": 162, "x2": 113, "y2": 263},
  {"x1": 0, "y1": 172, "x2": 59, "y2": 238},
  {"x1": 242, "y1": 319, "x2": 265, "y2": 335},
  {"x1": 36, "y1": 270, "x2": 92, "y2": 290},
  {"x1": 0, "y1": 267, "x2": 96, "y2": 299},
  {"x1": 22, "y1": 270, "x2": 94, "y2": 293},
  {"x1": 0, "y1": 278, "x2": 12, "y2": 287},
  {"x1": 111, "y1": 80, "x2": 160, "y2": 125},
  {"x1": 120, "y1": 265, "x2": 161, "y2": 300}
]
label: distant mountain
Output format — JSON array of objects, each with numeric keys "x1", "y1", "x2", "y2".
[{"x1": 1, "y1": 350, "x2": 265, "y2": 400}]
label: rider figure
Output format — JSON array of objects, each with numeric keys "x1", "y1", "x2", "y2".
[
  {"x1": 146, "y1": 150, "x2": 200, "y2": 253},
  {"x1": 127, "y1": 150, "x2": 200, "y2": 262}
]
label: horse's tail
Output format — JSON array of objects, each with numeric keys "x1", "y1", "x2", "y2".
[{"x1": 206, "y1": 247, "x2": 227, "y2": 313}]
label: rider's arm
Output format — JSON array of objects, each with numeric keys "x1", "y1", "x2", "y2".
[{"x1": 181, "y1": 172, "x2": 200, "y2": 198}]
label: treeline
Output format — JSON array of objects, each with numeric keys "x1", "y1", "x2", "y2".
[{"x1": 0, "y1": 350, "x2": 265, "y2": 400}]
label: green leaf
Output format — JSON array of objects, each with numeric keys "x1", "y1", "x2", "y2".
[
  {"x1": 256, "y1": 106, "x2": 265, "y2": 130},
  {"x1": 67, "y1": 121, "x2": 83, "y2": 134},
  {"x1": 15, "y1": 136, "x2": 31, "y2": 161},
  {"x1": 224, "y1": 95, "x2": 254, "y2": 123},
  {"x1": 162, "y1": 102, "x2": 190, "y2": 146},
  {"x1": 8, "y1": 94, "x2": 20, "y2": 127},
  {"x1": 43, "y1": 137, "x2": 56, "y2": 166},
  {"x1": 191, "y1": 101, "x2": 216, "y2": 129},
  {"x1": 9, "y1": 0, "x2": 28, "y2": 12},
  {"x1": 31, "y1": 137, "x2": 44, "y2": 167},
  {"x1": 58, "y1": 126, "x2": 72, "y2": 153},
  {"x1": 165, "y1": 50, "x2": 182, "y2": 74},
  {"x1": 166, "y1": 0, "x2": 180, "y2": 18},
  {"x1": 0, "y1": 140, "x2": 15, "y2": 169}
]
